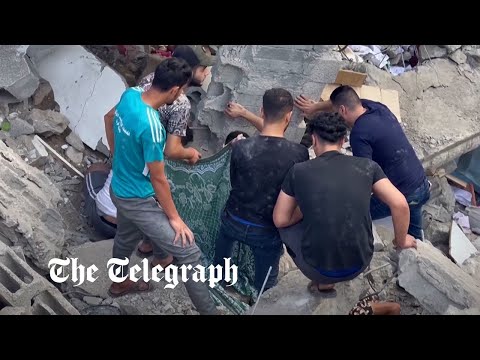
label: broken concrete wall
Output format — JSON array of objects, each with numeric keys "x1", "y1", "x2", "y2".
[
  {"x1": 398, "y1": 241, "x2": 480, "y2": 314},
  {"x1": 0, "y1": 140, "x2": 65, "y2": 272},
  {"x1": 0, "y1": 241, "x2": 78, "y2": 314},
  {"x1": 365, "y1": 53, "x2": 480, "y2": 171},
  {"x1": 196, "y1": 45, "x2": 344, "y2": 152},
  {"x1": 0, "y1": 46, "x2": 39, "y2": 103},
  {"x1": 26, "y1": 45, "x2": 127, "y2": 154}
]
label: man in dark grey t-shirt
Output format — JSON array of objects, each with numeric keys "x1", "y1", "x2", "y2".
[{"x1": 273, "y1": 112, "x2": 417, "y2": 293}]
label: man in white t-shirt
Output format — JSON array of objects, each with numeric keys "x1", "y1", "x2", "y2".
[{"x1": 83, "y1": 163, "x2": 118, "y2": 239}]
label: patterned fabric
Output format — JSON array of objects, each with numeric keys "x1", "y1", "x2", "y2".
[
  {"x1": 348, "y1": 294, "x2": 380, "y2": 315},
  {"x1": 165, "y1": 145, "x2": 257, "y2": 314},
  {"x1": 138, "y1": 73, "x2": 191, "y2": 137}
]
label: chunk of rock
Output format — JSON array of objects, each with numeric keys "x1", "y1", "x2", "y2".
[
  {"x1": 65, "y1": 146, "x2": 83, "y2": 164},
  {"x1": 65, "y1": 131, "x2": 85, "y2": 152},
  {"x1": 28, "y1": 109, "x2": 69, "y2": 136},
  {"x1": 398, "y1": 241, "x2": 480, "y2": 314}
]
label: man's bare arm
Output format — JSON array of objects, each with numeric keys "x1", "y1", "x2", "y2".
[
  {"x1": 294, "y1": 96, "x2": 335, "y2": 119},
  {"x1": 104, "y1": 107, "x2": 116, "y2": 155},
  {"x1": 372, "y1": 178, "x2": 416, "y2": 249},
  {"x1": 164, "y1": 135, "x2": 201, "y2": 164},
  {"x1": 225, "y1": 102, "x2": 264, "y2": 132},
  {"x1": 273, "y1": 190, "x2": 303, "y2": 228}
]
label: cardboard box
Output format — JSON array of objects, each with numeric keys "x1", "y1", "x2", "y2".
[{"x1": 320, "y1": 83, "x2": 402, "y2": 122}]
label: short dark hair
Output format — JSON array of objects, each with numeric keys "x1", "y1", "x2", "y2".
[
  {"x1": 151, "y1": 57, "x2": 192, "y2": 92},
  {"x1": 224, "y1": 131, "x2": 249, "y2": 145},
  {"x1": 307, "y1": 112, "x2": 347, "y2": 144},
  {"x1": 262, "y1": 88, "x2": 294, "y2": 123},
  {"x1": 329, "y1": 85, "x2": 361, "y2": 110}
]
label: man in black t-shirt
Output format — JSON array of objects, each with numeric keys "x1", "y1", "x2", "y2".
[
  {"x1": 273, "y1": 112, "x2": 416, "y2": 292},
  {"x1": 214, "y1": 88, "x2": 309, "y2": 292}
]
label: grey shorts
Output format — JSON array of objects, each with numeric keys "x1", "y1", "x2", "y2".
[{"x1": 279, "y1": 221, "x2": 367, "y2": 285}]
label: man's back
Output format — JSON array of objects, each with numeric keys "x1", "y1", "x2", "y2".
[
  {"x1": 282, "y1": 151, "x2": 386, "y2": 272},
  {"x1": 226, "y1": 135, "x2": 308, "y2": 227},
  {"x1": 350, "y1": 99, "x2": 425, "y2": 196},
  {"x1": 111, "y1": 87, "x2": 166, "y2": 199}
]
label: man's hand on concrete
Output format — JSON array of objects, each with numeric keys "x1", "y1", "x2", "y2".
[
  {"x1": 169, "y1": 217, "x2": 195, "y2": 247},
  {"x1": 187, "y1": 148, "x2": 202, "y2": 165},
  {"x1": 225, "y1": 102, "x2": 246, "y2": 118},
  {"x1": 394, "y1": 234, "x2": 417, "y2": 250},
  {"x1": 294, "y1": 95, "x2": 318, "y2": 118}
]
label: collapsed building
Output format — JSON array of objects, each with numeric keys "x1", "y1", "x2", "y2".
[{"x1": 1, "y1": 44, "x2": 480, "y2": 315}]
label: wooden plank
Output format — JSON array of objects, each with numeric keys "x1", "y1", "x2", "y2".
[
  {"x1": 34, "y1": 135, "x2": 85, "y2": 179},
  {"x1": 445, "y1": 174, "x2": 468, "y2": 188},
  {"x1": 334, "y1": 69, "x2": 367, "y2": 87}
]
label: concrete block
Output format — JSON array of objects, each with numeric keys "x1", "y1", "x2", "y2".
[
  {"x1": 450, "y1": 221, "x2": 478, "y2": 265},
  {"x1": 28, "y1": 109, "x2": 69, "y2": 136},
  {"x1": 65, "y1": 131, "x2": 85, "y2": 152},
  {"x1": 398, "y1": 241, "x2": 480, "y2": 314},
  {"x1": 0, "y1": 242, "x2": 78, "y2": 314},
  {"x1": 373, "y1": 223, "x2": 385, "y2": 251},
  {"x1": 8, "y1": 117, "x2": 34, "y2": 138},
  {"x1": 0, "y1": 306, "x2": 31, "y2": 315},
  {"x1": 0, "y1": 45, "x2": 39, "y2": 101}
]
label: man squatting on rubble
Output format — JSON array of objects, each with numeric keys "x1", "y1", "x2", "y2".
[
  {"x1": 102, "y1": 57, "x2": 218, "y2": 315},
  {"x1": 272, "y1": 112, "x2": 413, "y2": 314},
  {"x1": 84, "y1": 46, "x2": 215, "y2": 256},
  {"x1": 295, "y1": 85, "x2": 430, "y2": 241}
]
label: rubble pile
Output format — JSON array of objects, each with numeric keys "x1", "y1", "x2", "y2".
[{"x1": 2, "y1": 44, "x2": 480, "y2": 315}]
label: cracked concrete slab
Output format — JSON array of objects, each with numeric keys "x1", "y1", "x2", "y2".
[{"x1": 26, "y1": 45, "x2": 127, "y2": 153}]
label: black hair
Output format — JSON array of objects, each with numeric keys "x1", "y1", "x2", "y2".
[
  {"x1": 329, "y1": 85, "x2": 361, "y2": 110},
  {"x1": 307, "y1": 112, "x2": 347, "y2": 144},
  {"x1": 151, "y1": 57, "x2": 192, "y2": 92},
  {"x1": 262, "y1": 88, "x2": 293, "y2": 123},
  {"x1": 224, "y1": 131, "x2": 249, "y2": 145}
]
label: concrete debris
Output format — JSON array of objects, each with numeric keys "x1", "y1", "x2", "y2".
[
  {"x1": 65, "y1": 131, "x2": 85, "y2": 152},
  {"x1": 26, "y1": 45, "x2": 127, "y2": 153},
  {"x1": 373, "y1": 223, "x2": 385, "y2": 251},
  {"x1": 65, "y1": 240, "x2": 197, "y2": 315},
  {"x1": 423, "y1": 203, "x2": 451, "y2": 225},
  {"x1": 196, "y1": 45, "x2": 344, "y2": 152},
  {"x1": 473, "y1": 238, "x2": 480, "y2": 251},
  {"x1": 278, "y1": 246, "x2": 297, "y2": 279},
  {"x1": 365, "y1": 58, "x2": 480, "y2": 172},
  {"x1": 398, "y1": 241, "x2": 480, "y2": 314},
  {"x1": 450, "y1": 221, "x2": 478, "y2": 265},
  {"x1": 443, "y1": 45, "x2": 462, "y2": 54},
  {"x1": 0, "y1": 46, "x2": 39, "y2": 102},
  {"x1": 83, "y1": 296, "x2": 103, "y2": 306},
  {"x1": 419, "y1": 45, "x2": 448, "y2": 60},
  {"x1": 426, "y1": 176, "x2": 456, "y2": 214},
  {"x1": 65, "y1": 146, "x2": 83, "y2": 165},
  {"x1": 28, "y1": 109, "x2": 69, "y2": 137},
  {"x1": 252, "y1": 251, "x2": 425, "y2": 315},
  {"x1": 466, "y1": 206, "x2": 480, "y2": 234},
  {"x1": 0, "y1": 140, "x2": 65, "y2": 271},
  {"x1": 424, "y1": 220, "x2": 451, "y2": 247},
  {"x1": 32, "y1": 78, "x2": 58, "y2": 111},
  {"x1": 0, "y1": 241, "x2": 78, "y2": 314},
  {"x1": 30, "y1": 135, "x2": 49, "y2": 168},
  {"x1": 8, "y1": 117, "x2": 34, "y2": 138},
  {"x1": 449, "y1": 50, "x2": 467, "y2": 65},
  {"x1": 0, "y1": 306, "x2": 31, "y2": 315}
]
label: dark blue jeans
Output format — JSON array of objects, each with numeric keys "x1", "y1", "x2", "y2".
[
  {"x1": 214, "y1": 210, "x2": 283, "y2": 292},
  {"x1": 370, "y1": 179, "x2": 431, "y2": 240}
]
